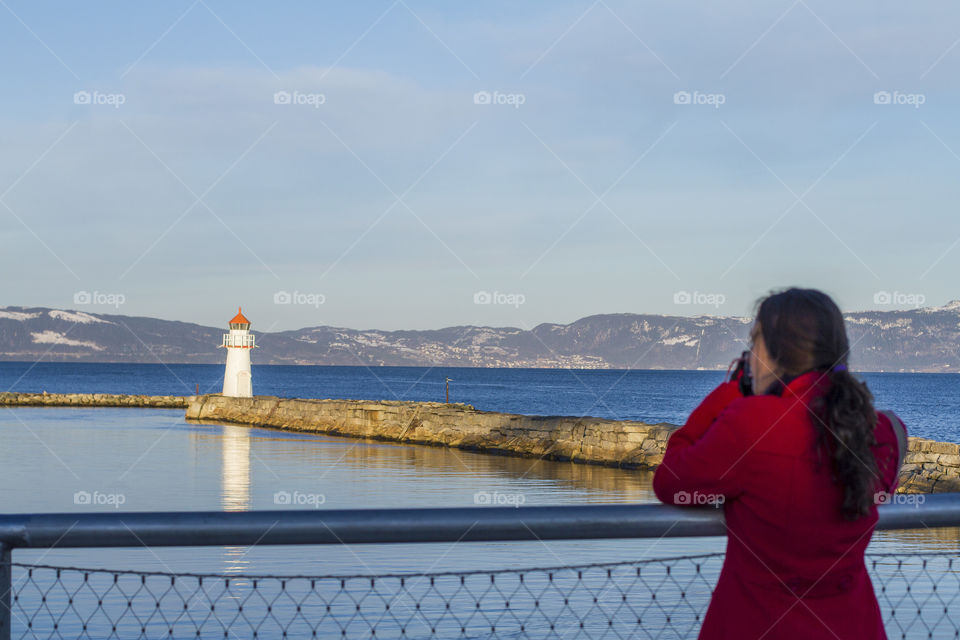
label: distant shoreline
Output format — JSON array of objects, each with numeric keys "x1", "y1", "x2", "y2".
[
  {"x1": 3, "y1": 304, "x2": 959, "y2": 372},
  {"x1": 0, "y1": 360, "x2": 954, "y2": 374}
]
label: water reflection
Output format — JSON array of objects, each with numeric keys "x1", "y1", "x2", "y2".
[
  {"x1": 221, "y1": 425, "x2": 251, "y2": 511},
  {"x1": 874, "y1": 526, "x2": 960, "y2": 552},
  {"x1": 191, "y1": 420, "x2": 656, "y2": 504},
  {"x1": 191, "y1": 421, "x2": 958, "y2": 555},
  {"x1": 220, "y1": 425, "x2": 251, "y2": 575}
]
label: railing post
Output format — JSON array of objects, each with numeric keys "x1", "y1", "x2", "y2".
[{"x1": 0, "y1": 543, "x2": 10, "y2": 640}]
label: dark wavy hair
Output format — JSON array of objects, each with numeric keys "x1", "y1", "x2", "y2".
[{"x1": 753, "y1": 288, "x2": 879, "y2": 521}]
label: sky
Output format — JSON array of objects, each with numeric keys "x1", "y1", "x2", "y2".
[{"x1": 1, "y1": 1, "x2": 959, "y2": 332}]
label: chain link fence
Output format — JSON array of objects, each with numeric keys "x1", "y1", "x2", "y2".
[{"x1": 8, "y1": 551, "x2": 960, "y2": 639}]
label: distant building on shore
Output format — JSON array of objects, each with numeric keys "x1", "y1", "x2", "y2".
[{"x1": 221, "y1": 307, "x2": 254, "y2": 397}]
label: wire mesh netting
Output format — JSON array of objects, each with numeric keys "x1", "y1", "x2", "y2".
[
  {"x1": 869, "y1": 553, "x2": 960, "y2": 640},
  {"x1": 7, "y1": 552, "x2": 960, "y2": 639}
]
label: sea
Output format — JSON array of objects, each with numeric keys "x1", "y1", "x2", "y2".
[
  {"x1": 0, "y1": 363, "x2": 957, "y2": 637},
  {"x1": 4, "y1": 362, "x2": 958, "y2": 439}
]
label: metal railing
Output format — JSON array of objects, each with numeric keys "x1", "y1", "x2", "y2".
[
  {"x1": 1, "y1": 493, "x2": 959, "y2": 639},
  {"x1": 220, "y1": 333, "x2": 255, "y2": 348}
]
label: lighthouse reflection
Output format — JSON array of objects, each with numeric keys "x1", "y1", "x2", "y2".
[{"x1": 220, "y1": 425, "x2": 251, "y2": 575}]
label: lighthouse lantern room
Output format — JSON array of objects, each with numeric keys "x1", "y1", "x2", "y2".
[{"x1": 221, "y1": 307, "x2": 254, "y2": 397}]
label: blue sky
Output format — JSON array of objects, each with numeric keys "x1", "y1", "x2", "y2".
[{"x1": 1, "y1": 1, "x2": 959, "y2": 331}]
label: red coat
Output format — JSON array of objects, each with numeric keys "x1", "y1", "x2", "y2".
[{"x1": 652, "y1": 370, "x2": 902, "y2": 640}]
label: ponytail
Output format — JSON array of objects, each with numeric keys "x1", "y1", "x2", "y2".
[{"x1": 809, "y1": 366, "x2": 880, "y2": 521}]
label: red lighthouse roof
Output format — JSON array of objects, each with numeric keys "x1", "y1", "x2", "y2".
[{"x1": 229, "y1": 307, "x2": 250, "y2": 325}]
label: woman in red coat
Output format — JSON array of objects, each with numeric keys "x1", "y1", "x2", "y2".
[{"x1": 653, "y1": 288, "x2": 904, "y2": 639}]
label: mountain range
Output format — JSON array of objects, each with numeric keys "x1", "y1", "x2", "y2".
[{"x1": 1, "y1": 303, "x2": 959, "y2": 372}]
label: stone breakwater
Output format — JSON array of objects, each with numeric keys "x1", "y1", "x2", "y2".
[
  {"x1": 0, "y1": 392, "x2": 189, "y2": 408},
  {"x1": 185, "y1": 394, "x2": 960, "y2": 494},
  {"x1": 186, "y1": 395, "x2": 673, "y2": 469}
]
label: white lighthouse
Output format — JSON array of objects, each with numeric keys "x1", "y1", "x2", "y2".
[{"x1": 221, "y1": 307, "x2": 254, "y2": 397}]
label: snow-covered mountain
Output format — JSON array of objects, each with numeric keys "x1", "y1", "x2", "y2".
[{"x1": 0, "y1": 304, "x2": 958, "y2": 371}]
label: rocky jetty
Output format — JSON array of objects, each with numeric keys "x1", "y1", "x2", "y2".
[
  {"x1": 0, "y1": 392, "x2": 189, "y2": 408},
  {"x1": 900, "y1": 438, "x2": 960, "y2": 493},
  {"x1": 186, "y1": 395, "x2": 673, "y2": 469}
]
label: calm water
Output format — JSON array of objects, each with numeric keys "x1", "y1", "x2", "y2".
[
  {"x1": 2, "y1": 362, "x2": 959, "y2": 439},
  {"x1": 0, "y1": 364, "x2": 957, "y2": 637}
]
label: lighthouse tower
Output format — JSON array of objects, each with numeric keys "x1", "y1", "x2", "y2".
[{"x1": 221, "y1": 307, "x2": 254, "y2": 397}]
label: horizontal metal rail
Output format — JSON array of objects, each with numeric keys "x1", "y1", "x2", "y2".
[
  {"x1": 1, "y1": 497, "x2": 959, "y2": 639},
  {"x1": 0, "y1": 492, "x2": 958, "y2": 549}
]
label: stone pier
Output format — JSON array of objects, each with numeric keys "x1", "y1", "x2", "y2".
[{"x1": 0, "y1": 392, "x2": 188, "y2": 408}]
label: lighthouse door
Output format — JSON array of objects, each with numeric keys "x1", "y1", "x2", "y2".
[{"x1": 237, "y1": 371, "x2": 252, "y2": 397}]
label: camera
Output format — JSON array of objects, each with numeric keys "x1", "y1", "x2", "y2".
[{"x1": 729, "y1": 350, "x2": 753, "y2": 396}]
